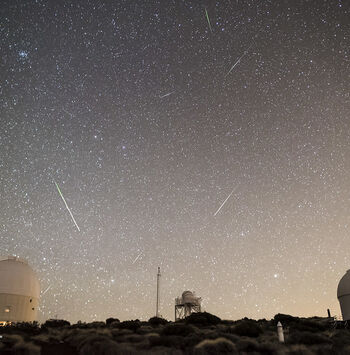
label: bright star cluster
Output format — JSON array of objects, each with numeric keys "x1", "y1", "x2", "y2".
[{"x1": 1, "y1": 0, "x2": 349, "y2": 322}]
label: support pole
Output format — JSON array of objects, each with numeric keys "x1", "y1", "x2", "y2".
[{"x1": 156, "y1": 267, "x2": 161, "y2": 317}]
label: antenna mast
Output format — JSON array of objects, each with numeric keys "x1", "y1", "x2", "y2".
[{"x1": 156, "y1": 266, "x2": 161, "y2": 317}]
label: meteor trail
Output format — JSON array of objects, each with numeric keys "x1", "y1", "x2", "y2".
[
  {"x1": 54, "y1": 181, "x2": 81, "y2": 231},
  {"x1": 225, "y1": 56, "x2": 244, "y2": 76},
  {"x1": 205, "y1": 8, "x2": 212, "y2": 33},
  {"x1": 62, "y1": 108, "x2": 75, "y2": 117},
  {"x1": 42, "y1": 285, "x2": 51, "y2": 295},
  {"x1": 213, "y1": 187, "x2": 237, "y2": 216},
  {"x1": 159, "y1": 91, "x2": 174, "y2": 98},
  {"x1": 132, "y1": 251, "x2": 143, "y2": 264},
  {"x1": 225, "y1": 43, "x2": 254, "y2": 77}
]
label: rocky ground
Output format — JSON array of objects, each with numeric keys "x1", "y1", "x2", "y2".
[{"x1": 0, "y1": 312, "x2": 349, "y2": 354}]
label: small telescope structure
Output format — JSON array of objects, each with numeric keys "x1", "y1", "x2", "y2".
[
  {"x1": 175, "y1": 290, "x2": 201, "y2": 321},
  {"x1": 0, "y1": 256, "x2": 40, "y2": 325},
  {"x1": 337, "y1": 269, "x2": 350, "y2": 321}
]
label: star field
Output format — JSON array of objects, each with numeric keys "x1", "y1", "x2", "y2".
[{"x1": 1, "y1": 0, "x2": 350, "y2": 322}]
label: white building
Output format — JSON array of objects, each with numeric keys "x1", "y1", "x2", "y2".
[
  {"x1": 337, "y1": 269, "x2": 350, "y2": 321},
  {"x1": 0, "y1": 257, "x2": 40, "y2": 324}
]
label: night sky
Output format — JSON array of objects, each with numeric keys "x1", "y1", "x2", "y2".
[{"x1": 1, "y1": 0, "x2": 350, "y2": 323}]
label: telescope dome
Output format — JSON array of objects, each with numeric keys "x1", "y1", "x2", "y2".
[
  {"x1": 337, "y1": 270, "x2": 350, "y2": 321},
  {"x1": 0, "y1": 257, "x2": 40, "y2": 323}
]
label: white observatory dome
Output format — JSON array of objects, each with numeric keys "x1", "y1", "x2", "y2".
[
  {"x1": 0, "y1": 257, "x2": 40, "y2": 323},
  {"x1": 182, "y1": 290, "x2": 201, "y2": 306},
  {"x1": 337, "y1": 269, "x2": 350, "y2": 321},
  {"x1": 182, "y1": 291, "x2": 195, "y2": 304}
]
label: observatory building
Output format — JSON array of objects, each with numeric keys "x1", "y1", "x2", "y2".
[
  {"x1": 337, "y1": 269, "x2": 350, "y2": 321},
  {"x1": 0, "y1": 257, "x2": 40, "y2": 324},
  {"x1": 175, "y1": 291, "x2": 201, "y2": 321}
]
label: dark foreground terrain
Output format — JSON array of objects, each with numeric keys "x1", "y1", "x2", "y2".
[{"x1": 0, "y1": 313, "x2": 349, "y2": 354}]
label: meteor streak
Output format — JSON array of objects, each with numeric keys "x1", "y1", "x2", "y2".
[
  {"x1": 159, "y1": 91, "x2": 174, "y2": 98},
  {"x1": 132, "y1": 251, "x2": 143, "y2": 264},
  {"x1": 225, "y1": 56, "x2": 244, "y2": 76},
  {"x1": 205, "y1": 8, "x2": 212, "y2": 33},
  {"x1": 213, "y1": 187, "x2": 237, "y2": 216},
  {"x1": 54, "y1": 181, "x2": 81, "y2": 231},
  {"x1": 62, "y1": 108, "x2": 75, "y2": 117},
  {"x1": 225, "y1": 43, "x2": 254, "y2": 77},
  {"x1": 42, "y1": 285, "x2": 51, "y2": 295}
]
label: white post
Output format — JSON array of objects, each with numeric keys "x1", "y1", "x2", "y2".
[
  {"x1": 277, "y1": 321, "x2": 284, "y2": 343},
  {"x1": 156, "y1": 267, "x2": 161, "y2": 317}
]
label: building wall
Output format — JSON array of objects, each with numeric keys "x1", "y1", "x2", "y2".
[
  {"x1": 339, "y1": 295, "x2": 350, "y2": 321},
  {"x1": 0, "y1": 293, "x2": 39, "y2": 322}
]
